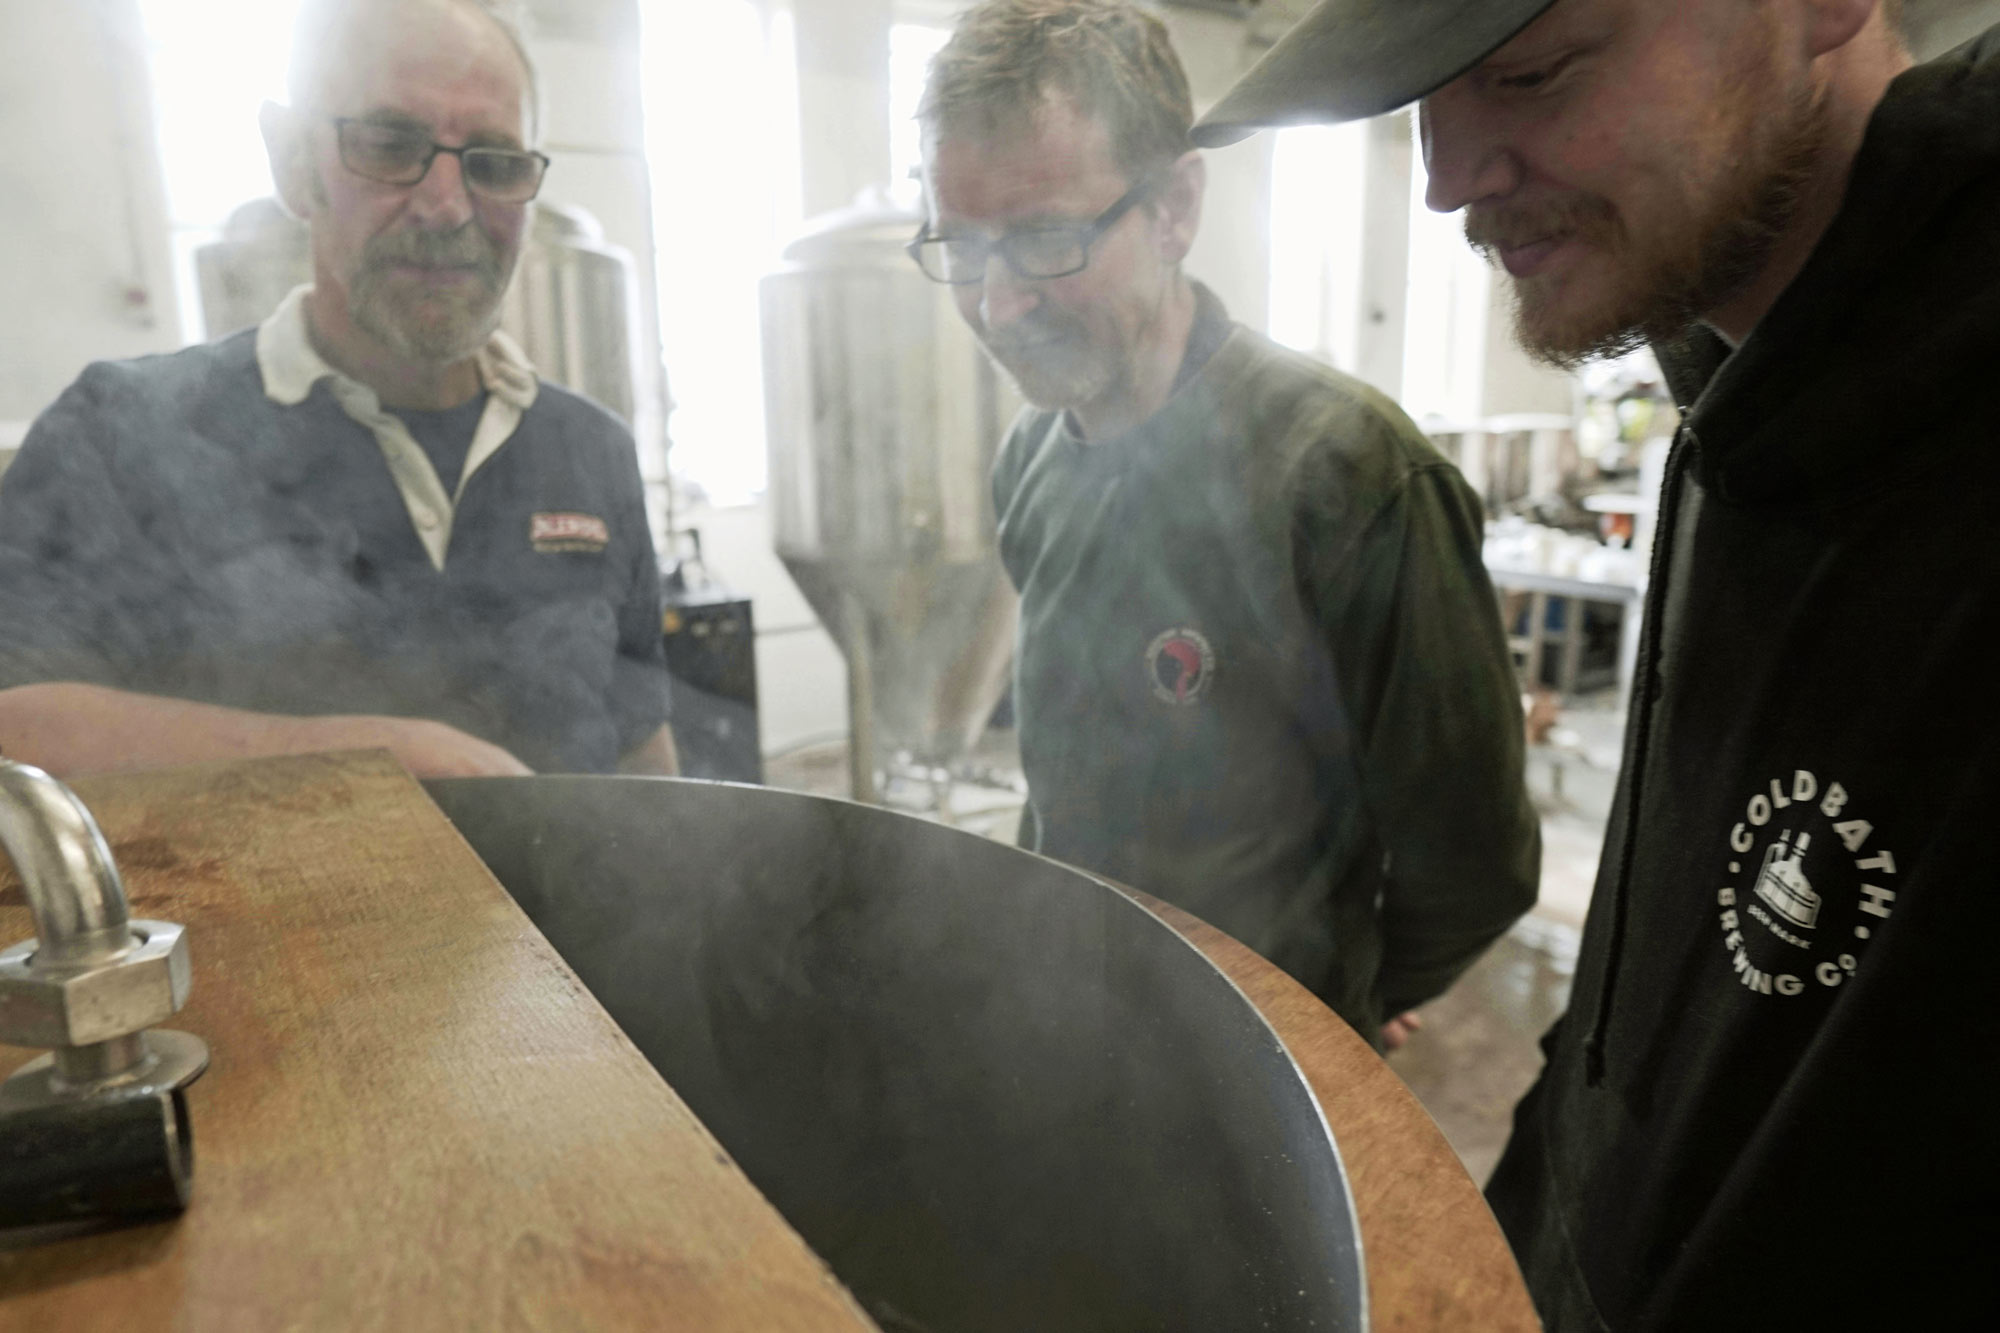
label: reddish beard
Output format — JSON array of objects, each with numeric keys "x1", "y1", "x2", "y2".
[
  {"x1": 1465, "y1": 84, "x2": 1827, "y2": 370},
  {"x1": 1465, "y1": 190, "x2": 1659, "y2": 370}
]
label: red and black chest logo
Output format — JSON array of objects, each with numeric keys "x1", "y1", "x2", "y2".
[{"x1": 1145, "y1": 627, "x2": 1216, "y2": 705}]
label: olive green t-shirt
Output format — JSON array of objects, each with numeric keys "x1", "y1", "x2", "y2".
[{"x1": 993, "y1": 302, "x2": 1539, "y2": 1032}]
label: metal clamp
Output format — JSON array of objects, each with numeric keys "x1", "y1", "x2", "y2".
[{"x1": 0, "y1": 759, "x2": 209, "y2": 1226}]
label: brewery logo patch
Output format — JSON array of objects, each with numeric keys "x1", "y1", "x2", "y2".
[
  {"x1": 1713, "y1": 769, "x2": 1899, "y2": 999},
  {"x1": 530, "y1": 511, "x2": 610, "y2": 553},
  {"x1": 1146, "y1": 627, "x2": 1215, "y2": 705}
]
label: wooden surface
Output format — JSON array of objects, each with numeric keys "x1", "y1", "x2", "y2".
[
  {"x1": 1132, "y1": 891, "x2": 1543, "y2": 1333},
  {"x1": 0, "y1": 752, "x2": 877, "y2": 1333},
  {"x1": 0, "y1": 750, "x2": 1537, "y2": 1332}
]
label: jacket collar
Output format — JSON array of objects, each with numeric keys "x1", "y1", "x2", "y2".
[{"x1": 1652, "y1": 28, "x2": 2000, "y2": 506}]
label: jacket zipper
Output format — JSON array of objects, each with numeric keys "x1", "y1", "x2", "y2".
[{"x1": 1583, "y1": 425, "x2": 1694, "y2": 1087}]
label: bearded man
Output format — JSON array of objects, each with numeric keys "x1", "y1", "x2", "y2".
[
  {"x1": 1197, "y1": 0, "x2": 1999, "y2": 1326},
  {"x1": 0, "y1": 0, "x2": 676, "y2": 779},
  {"x1": 918, "y1": 0, "x2": 1540, "y2": 1048}
]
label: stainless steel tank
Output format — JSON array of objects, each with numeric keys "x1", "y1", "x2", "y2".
[
  {"x1": 760, "y1": 199, "x2": 1021, "y2": 787},
  {"x1": 193, "y1": 197, "x2": 641, "y2": 425},
  {"x1": 193, "y1": 198, "x2": 311, "y2": 341},
  {"x1": 425, "y1": 775, "x2": 1368, "y2": 1333},
  {"x1": 497, "y1": 203, "x2": 639, "y2": 426}
]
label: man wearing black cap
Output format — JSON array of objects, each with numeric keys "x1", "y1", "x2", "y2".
[
  {"x1": 915, "y1": 0, "x2": 1541, "y2": 1049},
  {"x1": 1198, "y1": 0, "x2": 1999, "y2": 1326}
]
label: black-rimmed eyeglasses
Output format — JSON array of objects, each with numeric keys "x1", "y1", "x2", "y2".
[
  {"x1": 907, "y1": 179, "x2": 1154, "y2": 285},
  {"x1": 326, "y1": 116, "x2": 551, "y2": 203}
]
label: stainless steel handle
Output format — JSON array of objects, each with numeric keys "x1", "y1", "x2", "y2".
[{"x1": 0, "y1": 760, "x2": 135, "y2": 967}]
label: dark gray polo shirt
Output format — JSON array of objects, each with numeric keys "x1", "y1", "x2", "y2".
[{"x1": 0, "y1": 325, "x2": 669, "y2": 773}]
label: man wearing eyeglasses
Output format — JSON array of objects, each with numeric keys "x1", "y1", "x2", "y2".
[
  {"x1": 916, "y1": 0, "x2": 1539, "y2": 1048},
  {"x1": 0, "y1": 0, "x2": 676, "y2": 780}
]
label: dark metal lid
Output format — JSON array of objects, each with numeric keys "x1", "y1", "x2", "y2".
[{"x1": 1190, "y1": 0, "x2": 1559, "y2": 146}]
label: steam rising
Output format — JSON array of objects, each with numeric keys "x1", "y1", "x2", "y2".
[
  {"x1": 425, "y1": 775, "x2": 1365, "y2": 1332},
  {"x1": 0, "y1": 346, "x2": 647, "y2": 774}
]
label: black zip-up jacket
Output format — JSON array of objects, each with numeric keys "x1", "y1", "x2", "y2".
[{"x1": 1486, "y1": 29, "x2": 2000, "y2": 1331}]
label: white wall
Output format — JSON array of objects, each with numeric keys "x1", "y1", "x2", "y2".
[
  {"x1": 1355, "y1": 112, "x2": 1414, "y2": 400},
  {"x1": 682, "y1": 500, "x2": 850, "y2": 753},
  {"x1": 1169, "y1": 5, "x2": 1272, "y2": 329},
  {"x1": 795, "y1": 0, "x2": 894, "y2": 216},
  {"x1": 1908, "y1": 0, "x2": 2000, "y2": 56},
  {"x1": 0, "y1": 0, "x2": 181, "y2": 426},
  {"x1": 1183, "y1": 129, "x2": 1274, "y2": 332},
  {"x1": 1481, "y1": 290, "x2": 1577, "y2": 418}
]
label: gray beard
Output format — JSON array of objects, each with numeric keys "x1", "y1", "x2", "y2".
[
  {"x1": 352, "y1": 285, "x2": 502, "y2": 364},
  {"x1": 992, "y1": 345, "x2": 1116, "y2": 413},
  {"x1": 978, "y1": 306, "x2": 1141, "y2": 416},
  {"x1": 348, "y1": 228, "x2": 511, "y2": 365}
]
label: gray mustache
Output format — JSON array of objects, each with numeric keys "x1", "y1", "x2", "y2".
[
  {"x1": 983, "y1": 321, "x2": 1080, "y2": 357},
  {"x1": 363, "y1": 227, "x2": 501, "y2": 275}
]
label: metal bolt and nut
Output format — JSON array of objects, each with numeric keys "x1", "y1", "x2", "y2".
[
  {"x1": 0, "y1": 758, "x2": 209, "y2": 1228},
  {"x1": 0, "y1": 920, "x2": 193, "y2": 1050}
]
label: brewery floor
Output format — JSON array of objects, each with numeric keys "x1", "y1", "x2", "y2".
[{"x1": 762, "y1": 696, "x2": 1625, "y2": 1189}]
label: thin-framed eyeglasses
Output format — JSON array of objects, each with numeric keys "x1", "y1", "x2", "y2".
[
  {"x1": 322, "y1": 115, "x2": 551, "y2": 203},
  {"x1": 907, "y1": 179, "x2": 1155, "y2": 285}
]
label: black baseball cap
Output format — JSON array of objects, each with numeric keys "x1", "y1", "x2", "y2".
[{"x1": 1190, "y1": 0, "x2": 1560, "y2": 147}]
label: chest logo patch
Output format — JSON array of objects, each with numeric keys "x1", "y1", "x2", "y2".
[
  {"x1": 1713, "y1": 769, "x2": 1898, "y2": 999},
  {"x1": 1146, "y1": 627, "x2": 1215, "y2": 705},
  {"x1": 530, "y1": 511, "x2": 610, "y2": 554}
]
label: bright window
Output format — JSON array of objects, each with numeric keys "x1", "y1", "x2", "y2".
[
  {"x1": 1401, "y1": 120, "x2": 1490, "y2": 424},
  {"x1": 887, "y1": 22, "x2": 951, "y2": 207},
  {"x1": 1265, "y1": 122, "x2": 1368, "y2": 368},
  {"x1": 138, "y1": 0, "x2": 305, "y2": 346},
  {"x1": 640, "y1": 0, "x2": 802, "y2": 507}
]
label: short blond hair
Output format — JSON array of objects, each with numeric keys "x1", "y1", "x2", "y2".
[{"x1": 919, "y1": 0, "x2": 1193, "y2": 182}]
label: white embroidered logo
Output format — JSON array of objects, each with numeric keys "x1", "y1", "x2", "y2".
[{"x1": 1714, "y1": 770, "x2": 1898, "y2": 997}]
